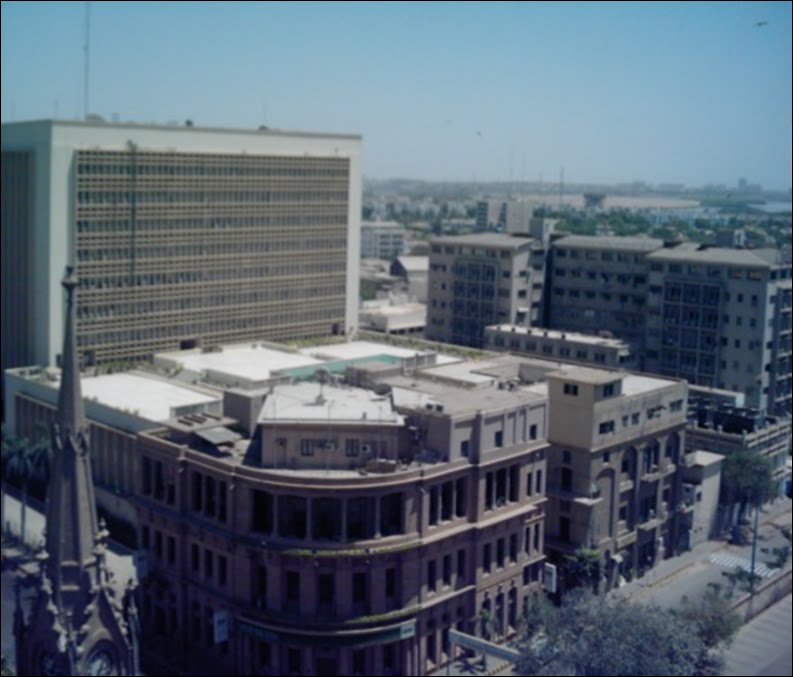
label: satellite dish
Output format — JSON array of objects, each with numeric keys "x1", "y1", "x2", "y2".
[{"x1": 374, "y1": 383, "x2": 392, "y2": 397}]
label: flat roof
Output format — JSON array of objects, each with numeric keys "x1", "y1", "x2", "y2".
[
  {"x1": 395, "y1": 256, "x2": 430, "y2": 272},
  {"x1": 486, "y1": 325, "x2": 629, "y2": 348},
  {"x1": 547, "y1": 366, "x2": 622, "y2": 385},
  {"x1": 76, "y1": 372, "x2": 220, "y2": 422},
  {"x1": 384, "y1": 375, "x2": 545, "y2": 416},
  {"x1": 621, "y1": 373, "x2": 679, "y2": 396},
  {"x1": 429, "y1": 233, "x2": 533, "y2": 249},
  {"x1": 258, "y1": 382, "x2": 404, "y2": 425},
  {"x1": 647, "y1": 245, "x2": 783, "y2": 267},
  {"x1": 298, "y1": 340, "x2": 432, "y2": 362},
  {"x1": 690, "y1": 450, "x2": 725, "y2": 467},
  {"x1": 360, "y1": 303, "x2": 426, "y2": 318},
  {"x1": 1, "y1": 118, "x2": 362, "y2": 141},
  {"x1": 553, "y1": 235, "x2": 663, "y2": 251},
  {"x1": 156, "y1": 345, "x2": 323, "y2": 382}
]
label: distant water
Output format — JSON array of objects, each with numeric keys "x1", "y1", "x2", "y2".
[{"x1": 751, "y1": 202, "x2": 792, "y2": 214}]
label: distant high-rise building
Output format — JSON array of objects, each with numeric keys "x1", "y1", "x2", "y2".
[
  {"x1": 645, "y1": 245, "x2": 792, "y2": 416},
  {"x1": 547, "y1": 235, "x2": 663, "y2": 363},
  {"x1": 426, "y1": 233, "x2": 546, "y2": 348},
  {"x1": 1, "y1": 119, "x2": 362, "y2": 373}
]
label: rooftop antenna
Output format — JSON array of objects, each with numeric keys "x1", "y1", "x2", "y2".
[
  {"x1": 558, "y1": 166, "x2": 564, "y2": 212},
  {"x1": 83, "y1": 1, "x2": 91, "y2": 119}
]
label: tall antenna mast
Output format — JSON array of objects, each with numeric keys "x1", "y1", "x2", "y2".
[
  {"x1": 558, "y1": 166, "x2": 564, "y2": 212},
  {"x1": 83, "y1": 1, "x2": 91, "y2": 119}
]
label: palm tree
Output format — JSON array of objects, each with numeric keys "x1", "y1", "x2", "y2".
[{"x1": 3, "y1": 427, "x2": 50, "y2": 547}]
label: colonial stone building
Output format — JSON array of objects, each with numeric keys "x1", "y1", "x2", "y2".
[{"x1": 133, "y1": 375, "x2": 549, "y2": 676}]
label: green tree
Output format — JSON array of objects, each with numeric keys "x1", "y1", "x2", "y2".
[
  {"x1": 2, "y1": 427, "x2": 50, "y2": 546},
  {"x1": 515, "y1": 591, "x2": 730, "y2": 676},
  {"x1": 560, "y1": 547, "x2": 602, "y2": 594},
  {"x1": 720, "y1": 451, "x2": 774, "y2": 534}
]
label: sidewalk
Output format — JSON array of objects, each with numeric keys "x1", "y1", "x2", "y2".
[
  {"x1": 722, "y1": 594, "x2": 792, "y2": 676},
  {"x1": 615, "y1": 497, "x2": 792, "y2": 607}
]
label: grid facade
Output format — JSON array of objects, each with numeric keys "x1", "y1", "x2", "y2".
[
  {"x1": 73, "y1": 150, "x2": 350, "y2": 364},
  {"x1": 1, "y1": 150, "x2": 35, "y2": 376}
]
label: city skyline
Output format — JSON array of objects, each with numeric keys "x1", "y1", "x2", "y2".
[{"x1": 2, "y1": 1, "x2": 791, "y2": 190}]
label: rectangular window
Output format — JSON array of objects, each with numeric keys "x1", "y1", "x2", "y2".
[
  {"x1": 427, "y1": 560, "x2": 437, "y2": 592},
  {"x1": 599, "y1": 420, "x2": 615, "y2": 434},
  {"x1": 345, "y1": 438, "x2": 360, "y2": 457},
  {"x1": 510, "y1": 534, "x2": 518, "y2": 563},
  {"x1": 353, "y1": 572, "x2": 367, "y2": 604},
  {"x1": 495, "y1": 430, "x2": 503, "y2": 447},
  {"x1": 535, "y1": 469, "x2": 543, "y2": 494},
  {"x1": 300, "y1": 439, "x2": 315, "y2": 456},
  {"x1": 497, "y1": 538, "x2": 505, "y2": 568},
  {"x1": 218, "y1": 555, "x2": 227, "y2": 586},
  {"x1": 483, "y1": 543, "x2": 492, "y2": 573},
  {"x1": 385, "y1": 567, "x2": 396, "y2": 599},
  {"x1": 457, "y1": 549, "x2": 466, "y2": 580},
  {"x1": 191, "y1": 543, "x2": 199, "y2": 573},
  {"x1": 529, "y1": 424, "x2": 538, "y2": 440},
  {"x1": 443, "y1": 555, "x2": 452, "y2": 587},
  {"x1": 460, "y1": 439, "x2": 470, "y2": 457},
  {"x1": 286, "y1": 571, "x2": 300, "y2": 602},
  {"x1": 563, "y1": 383, "x2": 579, "y2": 396}
]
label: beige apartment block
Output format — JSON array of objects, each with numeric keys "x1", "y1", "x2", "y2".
[
  {"x1": 1, "y1": 119, "x2": 362, "y2": 374},
  {"x1": 645, "y1": 245, "x2": 792, "y2": 416},
  {"x1": 541, "y1": 366, "x2": 690, "y2": 586}
]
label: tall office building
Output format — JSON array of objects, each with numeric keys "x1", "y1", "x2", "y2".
[
  {"x1": 1, "y1": 119, "x2": 362, "y2": 373},
  {"x1": 645, "y1": 245, "x2": 792, "y2": 416}
]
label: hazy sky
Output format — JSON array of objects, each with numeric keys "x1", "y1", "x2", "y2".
[{"x1": 2, "y1": 1, "x2": 791, "y2": 189}]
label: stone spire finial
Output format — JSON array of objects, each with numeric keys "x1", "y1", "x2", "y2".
[{"x1": 56, "y1": 266, "x2": 87, "y2": 439}]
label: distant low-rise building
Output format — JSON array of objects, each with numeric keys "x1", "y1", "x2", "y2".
[
  {"x1": 361, "y1": 220, "x2": 407, "y2": 260},
  {"x1": 359, "y1": 297, "x2": 426, "y2": 336},
  {"x1": 686, "y1": 393, "x2": 791, "y2": 498},
  {"x1": 390, "y1": 255, "x2": 430, "y2": 303}
]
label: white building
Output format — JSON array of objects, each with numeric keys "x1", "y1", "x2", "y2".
[{"x1": 1, "y1": 119, "x2": 363, "y2": 373}]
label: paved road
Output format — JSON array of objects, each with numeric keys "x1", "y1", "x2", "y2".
[{"x1": 722, "y1": 594, "x2": 792, "y2": 677}]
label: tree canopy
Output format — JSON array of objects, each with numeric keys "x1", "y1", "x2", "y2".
[
  {"x1": 514, "y1": 589, "x2": 738, "y2": 676},
  {"x1": 720, "y1": 451, "x2": 774, "y2": 510}
]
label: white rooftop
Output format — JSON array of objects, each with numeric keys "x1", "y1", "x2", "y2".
[
  {"x1": 259, "y1": 382, "x2": 404, "y2": 425},
  {"x1": 299, "y1": 340, "x2": 431, "y2": 362},
  {"x1": 621, "y1": 373, "x2": 679, "y2": 396},
  {"x1": 77, "y1": 372, "x2": 220, "y2": 422},
  {"x1": 156, "y1": 344, "x2": 322, "y2": 381},
  {"x1": 487, "y1": 325, "x2": 629, "y2": 348}
]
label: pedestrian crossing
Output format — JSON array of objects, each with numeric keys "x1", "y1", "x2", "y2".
[{"x1": 709, "y1": 552, "x2": 775, "y2": 578}]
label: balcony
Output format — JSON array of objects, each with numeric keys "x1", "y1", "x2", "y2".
[{"x1": 616, "y1": 530, "x2": 637, "y2": 549}]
